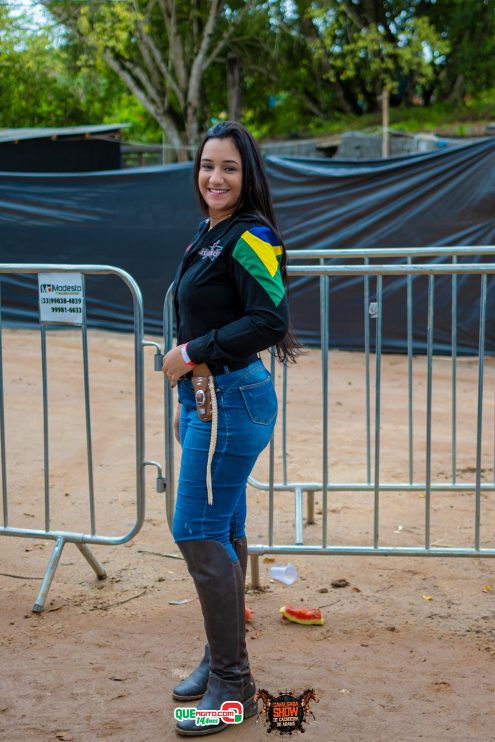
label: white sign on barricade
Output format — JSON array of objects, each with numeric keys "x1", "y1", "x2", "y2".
[{"x1": 38, "y1": 272, "x2": 84, "y2": 325}]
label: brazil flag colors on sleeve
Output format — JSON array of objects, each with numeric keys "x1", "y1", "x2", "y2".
[{"x1": 232, "y1": 226, "x2": 285, "y2": 306}]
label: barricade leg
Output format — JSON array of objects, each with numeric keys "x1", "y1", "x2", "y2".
[
  {"x1": 76, "y1": 543, "x2": 107, "y2": 580},
  {"x1": 32, "y1": 540, "x2": 108, "y2": 613},
  {"x1": 32, "y1": 536, "x2": 66, "y2": 613},
  {"x1": 295, "y1": 486, "x2": 304, "y2": 544}
]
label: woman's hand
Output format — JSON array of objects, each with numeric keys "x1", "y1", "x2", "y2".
[
  {"x1": 174, "y1": 403, "x2": 182, "y2": 444},
  {"x1": 162, "y1": 345, "x2": 190, "y2": 387}
]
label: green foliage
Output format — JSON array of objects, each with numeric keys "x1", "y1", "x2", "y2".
[
  {"x1": 0, "y1": 7, "x2": 70, "y2": 126},
  {"x1": 338, "y1": 16, "x2": 449, "y2": 90},
  {"x1": 425, "y1": 0, "x2": 495, "y2": 97},
  {"x1": 307, "y1": 1, "x2": 450, "y2": 112},
  {"x1": 1, "y1": 1, "x2": 495, "y2": 149},
  {"x1": 0, "y1": 3, "x2": 158, "y2": 138}
]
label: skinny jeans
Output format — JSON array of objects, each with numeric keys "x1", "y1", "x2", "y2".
[{"x1": 172, "y1": 359, "x2": 277, "y2": 562}]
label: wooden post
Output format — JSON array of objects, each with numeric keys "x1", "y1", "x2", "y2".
[
  {"x1": 382, "y1": 88, "x2": 389, "y2": 158},
  {"x1": 249, "y1": 554, "x2": 260, "y2": 590},
  {"x1": 307, "y1": 491, "x2": 315, "y2": 525}
]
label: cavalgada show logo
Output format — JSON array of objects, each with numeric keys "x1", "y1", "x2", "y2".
[{"x1": 255, "y1": 687, "x2": 319, "y2": 735}]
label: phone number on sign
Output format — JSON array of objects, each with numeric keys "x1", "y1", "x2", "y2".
[
  {"x1": 49, "y1": 307, "x2": 82, "y2": 313},
  {"x1": 40, "y1": 297, "x2": 82, "y2": 304}
]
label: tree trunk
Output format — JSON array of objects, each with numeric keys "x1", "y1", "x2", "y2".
[
  {"x1": 448, "y1": 74, "x2": 465, "y2": 103},
  {"x1": 226, "y1": 53, "x2": 241, "y2": 121},
  {"x1": 333, "y1": 76, "x2": 362, "y2": 115}
]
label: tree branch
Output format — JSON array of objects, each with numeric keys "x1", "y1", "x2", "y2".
[
  {"x1": 135, "y1": 25, "x2": 184, "y2": 107},
  {"x1": 156, "y1": 0, "x2": 188, "y2": 90},
  {"x1": 203, "y1": 0, "x2": 258, "y2": 70},
  {"x1": 103, "y1": 48, "x2": 183, "y2": 146},
  {"x1": 342, "y1": 1, "x2": 365, "y2": 29}
]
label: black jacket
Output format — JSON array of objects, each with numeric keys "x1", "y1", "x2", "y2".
[{"x1": 173, "y1": 213, "x2": 289, "y2": 373}]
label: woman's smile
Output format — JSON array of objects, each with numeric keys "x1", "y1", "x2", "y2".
[{"x1": 198, "y1": 137, "x2": 243, "y2": 227}]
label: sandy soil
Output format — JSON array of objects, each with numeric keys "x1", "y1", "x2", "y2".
[{"x1": 1, "y1": 329, "x2": 494, "y2": 742}]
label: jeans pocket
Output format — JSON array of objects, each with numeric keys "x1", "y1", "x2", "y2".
[{"x1": 240, "y1": 376, "x2": 278, "y2": 426}]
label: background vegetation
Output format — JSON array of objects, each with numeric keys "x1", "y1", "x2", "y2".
[{"x1": 1, "y1": 0, "x2": 494, "y2": 157}]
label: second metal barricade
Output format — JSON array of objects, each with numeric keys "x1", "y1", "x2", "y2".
[{"x1": 162, "y1": 247, "x2": 495, "y2": 588}]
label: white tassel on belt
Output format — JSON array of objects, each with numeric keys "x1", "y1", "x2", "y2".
[{"x1": 206, "y1": 376, "x2": 218, "y2": 505}]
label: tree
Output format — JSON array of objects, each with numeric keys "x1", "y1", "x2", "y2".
[
  {"x1": 0, "y1": 3, "x2": 158, "y2": 136},
  {"x1": 296, "y1": 0, "x2": 450, "y2": 114},
  {"x1": 421, "y1": 0, "x2": 495, "y2": 102},
  {"x1": 0, "y1": 5, "x2": 76, "y2": 127},
  {"x1": 41, "y1": 0, "x2": 268, "y2": 159}
]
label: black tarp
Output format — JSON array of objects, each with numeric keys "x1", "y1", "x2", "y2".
[{"x1": 1, "y1": 138, "x2": 494, "y2": 352}]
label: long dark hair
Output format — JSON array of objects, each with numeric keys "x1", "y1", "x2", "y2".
[{"x1": 193, "y1": 121, "x2": 301, "y2": 363}]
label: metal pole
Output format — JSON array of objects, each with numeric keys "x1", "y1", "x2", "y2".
[
  {"x1": 425, "y1": 276, "x2": 435, "y2": 550},
  {"x1": 474, "y1": 274, "x2": 487, "y2": 550},
  {"x1": 163, "y1": 287, "x2": 176, "y2": 530},
  {"x1": 294, "y1": 486, "x2": 304, "y2": 545},
  {"x1": 40, "y1": 325, "x2": 50, "y2": 532},
  {"x1": 451, "y1": 256, "x2": 458, "y2": 485},
  {"x1": 320, "y1": 264, "x2": 329, "y2": 548},
  {"x1": 282, "y1": 361, "x2": 288, "y2": 485},
  {"x1": 268, "y1": 352, "x2": 276, "y2": 546},
  {"x1": 133, "y1": 273, "x2": 146, "y2": 534},
  {"x1": 373, "y1": 276, "x2": 383, "y2": 548},
  {"x1": 32, "y1": 536, "x2": 65, "y2": 613},
  {"x1": 76, "y1": 542, "x2": 107, "y2": 580},
  {"x1": 407, "y1": 257, "x2": 414, "y2": 484},
  {"x1": 286, "y1": 246, "x2": 495, "y2": 261},
  {"x1": 81, "y1": 278, "x2": 96, "y2": 536},
  {"x1": 364, "y1": 261, "x2": 371, "y2": 483}
]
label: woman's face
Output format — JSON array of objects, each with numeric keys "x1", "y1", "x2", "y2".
[{"x1": 198, "y1": 137, "x2": 243, "y2": 225}]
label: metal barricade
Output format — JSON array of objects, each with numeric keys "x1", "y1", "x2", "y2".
[
  {"x1": 0, "y1": 264, "x2": 164, "y2": 612},
  {"x1": 162, "y1": 248, "x2": 495, "y2": 588}
]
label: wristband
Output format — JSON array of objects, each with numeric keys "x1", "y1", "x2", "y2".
[{"x1": 180, "y1": 343, "x2": 196, "y2": 367}]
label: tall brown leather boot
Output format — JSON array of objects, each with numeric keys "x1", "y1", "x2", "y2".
[
  {"x1": 175, "y1": 539, "x2": 257, "y2": 736},
  {"x1": 172, "y1": 536, "x2": 252, "y2": 702}
]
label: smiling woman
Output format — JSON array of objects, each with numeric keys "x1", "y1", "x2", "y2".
[{"x1": 161, "y1": 121, "x2": 301, "y2": 736}]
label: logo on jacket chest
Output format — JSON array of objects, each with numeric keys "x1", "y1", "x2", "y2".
[{"x1": 198, "y1": 240, "x2": 224, "y2": 261}]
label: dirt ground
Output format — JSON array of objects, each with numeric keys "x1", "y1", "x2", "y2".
[{"x1": 1, "y1": 329, "x2": 494, "y2": 742}]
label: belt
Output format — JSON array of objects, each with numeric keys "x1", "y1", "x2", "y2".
[{"x1": 190, "y1": 356, "x2": 256, "y2": 378}]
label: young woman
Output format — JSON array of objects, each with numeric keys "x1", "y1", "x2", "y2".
[{"x1": 162, "y1": 121, "x2": 298, "y2": 736}]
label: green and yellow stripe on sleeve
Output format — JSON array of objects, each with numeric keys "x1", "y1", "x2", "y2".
[{"x1": 232, "y1": 226, "x2": 285, "y2": 306}]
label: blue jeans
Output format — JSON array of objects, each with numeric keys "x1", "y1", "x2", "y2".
[{"x1": 172, "y1": 359, "x2": 277, "y2": 562}]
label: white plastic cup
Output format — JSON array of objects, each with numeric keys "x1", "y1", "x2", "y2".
[{"x1": 269, "y1": 563, "x2": 298, "y2": 585}]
